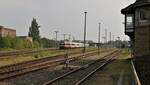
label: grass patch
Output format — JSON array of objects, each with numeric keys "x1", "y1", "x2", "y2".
[{"x1": 0, "y1": 47, "x2": 98, "y2": 67}]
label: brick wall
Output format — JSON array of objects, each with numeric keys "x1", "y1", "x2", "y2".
[
  {"x1": 0, "y1": 26, "x2": 16, "y2": 37},
  {"x1": 135, "y1": 26, "x2": 150, "y2": 56}
]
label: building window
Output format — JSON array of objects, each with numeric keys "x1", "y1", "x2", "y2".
[
  {"x1": 139, "y1": 9, "x2": 148, "y2": 20},
  {"x1": 138, "y1": 7, "x2": 150, "y2": 21},
  {"x1": 137, "y1": 8, "x2": 150, "y2": 26},
  {"x1": 126, "y1": 14, "x2": 134, "y2": 29}
]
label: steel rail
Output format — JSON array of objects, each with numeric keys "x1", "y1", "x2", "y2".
[
  {"x1": 131, "y1": 60, "x2": 141, "y2": 85},
  {"x1": 0, "y1": 50, "x2": 101, "y2": 81},
  {"x1": 43, "y1": 50, "x2": 120, "y2": 85},
  {"x1": 0, "y1": 49, "x2": 105, "y2": 74},
  {"x1": 75, "y1": 51, "x2": 120, "y2": 85}
]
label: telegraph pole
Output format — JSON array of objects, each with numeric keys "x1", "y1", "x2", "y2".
[
  {"x1": 54, "y1": 31, "x2": 59, "y2": 49},
  {"x1": 83, "y1": 12, "x2": 87, "y2": 53},
  {"x1": 98, "y1": 23, "x2": 101, "y2": 55}
]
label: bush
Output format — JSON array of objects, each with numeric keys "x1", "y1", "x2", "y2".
[
  {"x1": 0, "y1": 37, "x2": 11, "y2": 48},
  {"x1": 40, "y1": 38, "x2": 59, "y2": 48},
  {"x1": 0, "y1": 37, "x2": 40, "y2": 49},
  {"x1": 33, "y1": 41, "x2": 41, "y2": 48},
  {"x1": 0, "y1": 37, "x2": 59, "y2": 49}
]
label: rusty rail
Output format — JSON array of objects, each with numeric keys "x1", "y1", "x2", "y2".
[
  {"x1": 131, "y1": 60, "x2": 141, "y2": 85},
  {"x1": 0, "y1": 50, "x2": 100, "y2": 81},
  {"x1": 43, "y1": 50, "x2": 120, "y2": 85}
]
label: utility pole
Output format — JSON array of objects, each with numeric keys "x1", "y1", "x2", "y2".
[
  {"x1": 109, "y1": 32, "x2": 111, "y2": 47},
  {"x1": 63, "y1": 34, "x2": 67, "y2": 41},
  {"x1": 68, "y1": 34, "x2": 71, "y2": 41},
  {"x1": 105, "y1": 29, "x2": 107, "y2": 48},
  {"x1": 113, "y1": 35, "x2": 115, "y2": 42},
  {"x1": 83, "y1": 12, "x2": 87, "y2": 53},
  {"x1": 72, "y1": 36, "x2": 75, "y2": 41},
  {"x1": 109, "y1": 32, "x2": 111, "y2": 42},
  {"x1": 117, "y1": 37, "x2": 121, "y2": 48},
  {"x1": 105, "y1": 29, "x2": 107, "y2": 43},
  {"x1": 113, "y1": 35, "x2": 115, "y2": 48},
  {"x1": 98, "y1": 23, "x2": 101, "y2": 55},
  {"x1": 54, "y1": 31, "x2": 59, "y2": 49}
]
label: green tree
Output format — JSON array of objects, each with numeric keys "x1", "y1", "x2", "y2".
[
  {"x1": 0, "y1": 37, "x2": 40, "y2": 49},
  {"x1": 0, "y1": 37, "x2": 11, "y2": 48},
  {"x1": 28, "y1": 18, "x2": 40, "y2": 42},
  {"x1": 40, "y1": 38, "x2": 51, "y2": 48}
]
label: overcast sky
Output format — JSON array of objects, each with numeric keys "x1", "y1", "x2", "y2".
[{"x1": 0, "y1": 0, "x2": 135, "y2": 42}]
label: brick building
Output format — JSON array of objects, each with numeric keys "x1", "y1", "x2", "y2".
[
  {"x1": 121, "y1": 0, "x2": 150, "y2": 84},
  {"x1": 0, "y1": 26, "x2": 16, "y2": 37},
  {"x1": 121, "y1": 0, "x2": 150, "y2": 56}
]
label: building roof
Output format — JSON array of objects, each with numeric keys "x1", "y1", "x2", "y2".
[
  {"x1": 121, "y1": 0, "x2": 150, "y2": 14},
  {"x1": 0, "y1": 26, "x2": 16, "y2": 31}
]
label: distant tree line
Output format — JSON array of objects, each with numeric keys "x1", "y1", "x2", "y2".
[
  {"x1": 105, "y1": 40, "x2": 130, "y2": 48},
  {"x1": 0, "y1": 18, "x2": 59, "y2": 49},
  {"x1": 0, "y1": 37, "x2": 40, "y2": 49},
  {"x1": 0, "y1": 37, "x2": 58, "y2": 49}
]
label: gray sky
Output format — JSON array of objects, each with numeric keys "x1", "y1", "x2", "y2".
[{"x1": 0, "y1": 0, "x2": 135, "y2": 42}]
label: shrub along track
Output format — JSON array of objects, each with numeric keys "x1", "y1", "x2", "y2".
[
  {"x1": 43, "y1": 50, "x2": 121, "y2": 85},
  {"x1": 0, "y1": 49, "x2": 111, "y2": 81},
  {"x1": 0, "y1": 48, "x2": 55, "y2": 57},
  {"x1": 0, "y1": 48, "x2": 97, "y2": 57}
]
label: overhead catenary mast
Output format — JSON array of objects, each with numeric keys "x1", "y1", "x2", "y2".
[
  {"x1": 54, "y1": 31, "x2": 59, "y2": 49},
  {"x1": 105, "y1": 29, "x2": 107, "y2": 44},
  {"x1": 109, "y1": 32, "x2": 112, "y2": 47},
  {"x1": 98, "y1": 23, "x2": 101, "y2": 55},
  {"x1": 83, "y1": 12, "x2": 87, "y2": 53},
  {"x1": 62, "y1": 34, "x2": 67, "y2": 41}
]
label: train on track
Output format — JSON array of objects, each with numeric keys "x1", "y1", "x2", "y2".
[{"x1": 59, "y1": 41, "x2": 89, "y2": 49}]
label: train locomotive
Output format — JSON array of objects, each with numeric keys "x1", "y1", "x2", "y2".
[{"x1": 59, "y1": 41, "x2": 89, "y2": 49}]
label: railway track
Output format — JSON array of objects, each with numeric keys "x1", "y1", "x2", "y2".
[
  {"x1": 43, "y1": 50, "x2": 121, "y2": 85},
  {"x1": 0, "y1": 48, "x2": 97, "y2": 57},
  {"x1": 0, "y1": 50, "x2": 100, "y2": 74},
  {"x1": 0, "y1": 50, "x2": 109, "y2": 81},
  {"x1": 0, "y1": 48, "x2": 55, "y2": 57}
]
